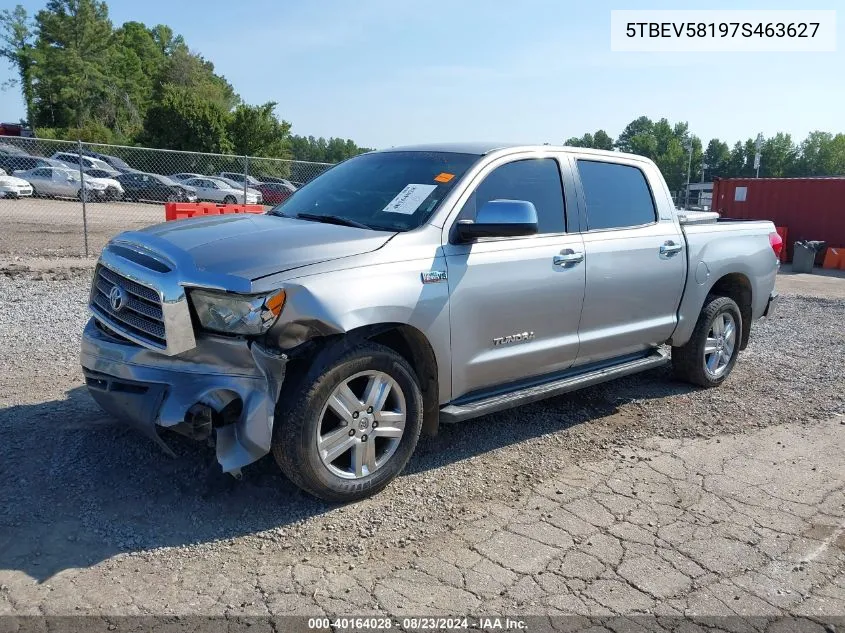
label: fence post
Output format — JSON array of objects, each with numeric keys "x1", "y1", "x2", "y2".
[
  {"x1": 78, "y1": 139, "x2": 89, "y2": 257},
  {"x1": 243, "y1": 155, "x2": 249, "y2": 203}
]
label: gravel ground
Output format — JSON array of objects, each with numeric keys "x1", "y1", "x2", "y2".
[
  {"x1": 0, "y1": 198, "x2": 268, "y2": 259},
  {"x1": 0, "y1": 265, "x2": 843, "y2": 624}
]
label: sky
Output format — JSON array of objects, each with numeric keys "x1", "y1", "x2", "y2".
[{"x1": 1, "y1": 0, "x2": 843, "y2": 149}]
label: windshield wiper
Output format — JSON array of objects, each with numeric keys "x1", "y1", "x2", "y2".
[{"x1": 295, "y1": 213, "x2": 372, "y2": 230}]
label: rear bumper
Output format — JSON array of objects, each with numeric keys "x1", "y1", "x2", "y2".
[
  {"x1": 80, "y1": 318, "x2": 288, "y2": 473},
  {"x1": 764, "y1": 291, "x2": 779, "y2": 317}
]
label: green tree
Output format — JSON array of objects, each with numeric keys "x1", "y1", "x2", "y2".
[
  {"x1": 141, "y1": 83, "x2": 232, "y2": 153},
  {"x1": 703, "y1": 139, "x2": 730, "y2": 178},
  {"x1": 287, "y1": 134, "x2": 370, "y2": 162},
  {"x1": 592, "y1": 129, "x2": 614, "y2": 150},
  {"x1": 759, "y1": 133, "x2": 796, "y2": 177},
  {"x1": 615, "y1": 116, "x2": 654, "y2": 152},
  {"x1": 161, "y1": 46, "x2": 238, "y2": 112},
  {"x1": 228, "y1": 101, "x2": 291, "y2": 157},
  {"x1": 794, "y1": 131, "x2": 845, "y2": 176},
  {"x1": 563, "y1": 130, "x2": 613, "y2": 150},
  {"x1": 31, "y1": 0, "x2": 115, "y2": 128},
  {"x1": 564, "y1": 132, "x2": 593, "y2": 148},
  {"x1": 0, "y1": 5, "x2": 35, "y2": 124}
]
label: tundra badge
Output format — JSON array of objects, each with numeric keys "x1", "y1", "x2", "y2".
[{"x1": 493, "y1": 331, "x2": 536, "y2": 346}]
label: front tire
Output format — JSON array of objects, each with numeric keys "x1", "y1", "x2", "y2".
[
  {"x1": 272, "y1": 342, "x2": 424, "y2": 503},
  {"x1": 223, "y1": 195, "x2": 237, "y2": 204},
  {"x1": 672, "y1": 295, "x2": 742, "y2": 388}
]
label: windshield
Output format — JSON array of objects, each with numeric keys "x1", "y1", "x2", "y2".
[{"x1": 269, "y1": 151, "x2": 479, "y2": 231}]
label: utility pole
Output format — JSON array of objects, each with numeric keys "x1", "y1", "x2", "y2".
[
  {"x1": 684, "y1": 142, "x2": 693, "y2": 209},
  {"x1": 754, "y1": 133, "x2": 763, "y2": 178}
]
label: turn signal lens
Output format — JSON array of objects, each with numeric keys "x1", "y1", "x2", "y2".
[{"x1": 265, "y1": 289, "x2": 286, "y2": 317}]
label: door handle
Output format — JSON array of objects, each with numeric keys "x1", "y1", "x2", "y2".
[
  {"x1": 553, "y1": 249, "x2": 584, "y2": 266},
  {"x1": 659, "y1": 241, "x2": 683, "y2": 257}
]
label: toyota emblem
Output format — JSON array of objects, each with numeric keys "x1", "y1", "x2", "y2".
[{"x1": 109, "y1": 284, "x2": 128, "y2": 312}]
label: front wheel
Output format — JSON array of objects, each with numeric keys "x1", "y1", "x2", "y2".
[
  {"x1": 672, "y1": 295, "x2": 742, "y2": 388},
  {"x1": 223, "y1": 195, "x2": 237, "y2": 204},
  {"x1": 272, "y1": 342, "x2": 424, "y2": 502}
]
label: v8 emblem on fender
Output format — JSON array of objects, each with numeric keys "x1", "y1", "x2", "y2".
[{"x1": 421, "y1": 270, "x2": 448, "y2": 284}]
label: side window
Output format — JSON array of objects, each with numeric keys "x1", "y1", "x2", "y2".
[
  {"x1": 32, "y1": 168, "x2": 50, "y2": 177},
  {"x1": 460, "y1": 158, "x2": 566, "y2": 234},
  {"x1": 576, "y1": 160, "x2": 657, "y2": 230}
]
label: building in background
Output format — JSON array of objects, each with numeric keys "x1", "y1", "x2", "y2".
[
  {"x1": 684, "y1": 182, "x2": 713, "y2": 209},
  {"x1": 0, "y1": 123, "x2": 35, "y2": 137}
]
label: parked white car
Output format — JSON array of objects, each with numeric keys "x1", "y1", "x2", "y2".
[
  {"x1": 215, "y1": 176, "x2": 263, "y2": 203},
  {"x1": 0, "y1": 168, "x2": 34, "y2": 199},
  {"x1": 84, "y1": 168, "x2": 125, "y2": 200},
  {"x1": 14, "y1": 166, "x2": 109, "y2": 200},
  {"x1": 50, "y1": 152, "x2": 119, "y2": 175},
  {"x1": 184, "y1": 177, "x2": 259, "y2": 204}
]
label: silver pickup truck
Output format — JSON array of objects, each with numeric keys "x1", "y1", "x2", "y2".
[{"x1": 81, "y1": 143, "x2": 781, "y2": 501}]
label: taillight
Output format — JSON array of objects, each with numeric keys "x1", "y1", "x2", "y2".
[{"x1": 769, "y1": 232, "x2": 783, "y2": 260}]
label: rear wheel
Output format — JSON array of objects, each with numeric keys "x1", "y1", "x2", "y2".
[
  {"x1": 672, "y1": 295, "x2": 742, "y2": 388},
  {"x1": 272, "y1": 342, "x2": 424, "y2": 502}
]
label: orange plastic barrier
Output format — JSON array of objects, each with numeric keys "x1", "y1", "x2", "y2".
[
  {"x1": 820, "y1": 246, "x2": 842, "y2": 269},
  {"x1": 775, "y1": 226, "x2": 789, "y2": 262},
  {"x1": 164, "y1": 202, "x2": 265, "y2": 222}
]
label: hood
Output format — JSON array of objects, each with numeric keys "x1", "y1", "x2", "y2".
[
  {"x1": 0, "y1": 175, "x2": 29, "y2": 187},
  {"x1": 88, "y1": 176, "x2": 120, "y2": 187},
  {"x1": 139, "y1": 213, "x2": 395, "y2": 280}
]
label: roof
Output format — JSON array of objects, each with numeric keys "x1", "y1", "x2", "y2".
[
  {"x1": 377, "y1": 142, "x2": 520, "y2": 155},
  {"x1": 375, "y1": 142, "x2": 644, "y2": 162}
]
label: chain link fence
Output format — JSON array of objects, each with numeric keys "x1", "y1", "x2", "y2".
[{"x1": 0, "y1": 137, "x2": 334, "y2": 259}]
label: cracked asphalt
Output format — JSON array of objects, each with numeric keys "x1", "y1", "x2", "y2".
[{"x1": 0, "y1": 264, "x2": 843, "y2": 624}]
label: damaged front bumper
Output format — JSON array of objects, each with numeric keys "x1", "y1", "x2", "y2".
[{"x1": 80, "y1": 318, "x2": 287, "y2": 475}]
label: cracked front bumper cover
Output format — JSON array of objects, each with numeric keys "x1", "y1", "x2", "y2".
[{"x1": 80, "y1": 318, "x2": 287, "y2": 473}]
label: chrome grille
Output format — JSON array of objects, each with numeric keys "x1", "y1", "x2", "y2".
[{"x1": 90, "y1": 265, "x2": 166, "y2": 348}]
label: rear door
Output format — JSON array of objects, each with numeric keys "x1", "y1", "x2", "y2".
[
  {"x1": 122, "y1": 173, "x2": 141, "y2": 196},
  {"x1": 31, "y1": 168, "x2": 54, "y2": 195},
  {"x1": 50, "y1": 169, "x2": 72, "y2": 196},
  {"x1": 444, "y1": 154, "x2": 586, "y2": 399},
  {"x1": 571, "y1": 157, "x2": 686, "y2": 365}
]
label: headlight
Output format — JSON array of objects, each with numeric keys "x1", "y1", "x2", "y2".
[{"x1": 190, "y1": 289, "x2": 286, "y2": 335}]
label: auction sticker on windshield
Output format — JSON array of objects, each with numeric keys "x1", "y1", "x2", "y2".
[{"x1": 383, "y1": 184, "x2": 438, "y2": 214}]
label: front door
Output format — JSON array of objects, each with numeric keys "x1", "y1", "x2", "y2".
[{"x1": 444, "y1": 156, "x2": 586, "y2": 400}]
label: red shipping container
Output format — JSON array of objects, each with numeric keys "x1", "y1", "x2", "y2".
[{"x1": 712, "y1": 177, "x2": 845, "y2": 263}]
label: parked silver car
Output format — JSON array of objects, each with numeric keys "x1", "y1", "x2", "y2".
[
  {"x1": 50, "y1": 152, "x2": 119, "y2": 175},
  {"x1": 81, "y1": 143, "x2": 780, "y2": 502},
  {"x1": 214, "y1": 176, "x2": 263, "y2": 204},
  {"x1": 15, "y1": 166, "x2": 109, "y2": 200},
  {"x1": 184, "y1": 177, "x2": 259, "y2": 204}
]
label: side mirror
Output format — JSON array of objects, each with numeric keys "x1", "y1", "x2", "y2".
[{"x1": 456, "y1": 199, "x2": 539, "y2": 242}]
